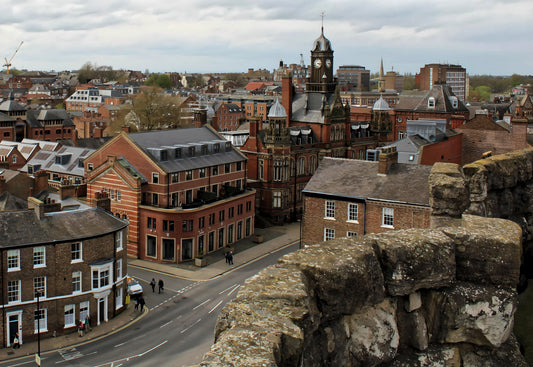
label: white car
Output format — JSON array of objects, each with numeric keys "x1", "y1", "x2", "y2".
[{"x1": 127, "y1": 277, "x2": 143, "y2": 296}]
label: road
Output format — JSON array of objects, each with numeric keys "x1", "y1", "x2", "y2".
[{"x1": 1, "y1": 241, "x2": 298, "y2": 367}]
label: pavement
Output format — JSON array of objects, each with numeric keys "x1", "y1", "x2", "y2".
[{"x1": 1, "y1": 222, "x2": 301, "y2": 363}]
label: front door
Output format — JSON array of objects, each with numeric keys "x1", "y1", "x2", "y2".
[
  {"x1": 98, "y1": 297, "x2": 108, "y2": 324},
  {"x1": 182, "y1": 239, "x2": 193, "y2": 260},
  {"x1": 7, "y1": 312, "x2": 21, "y2": 346}
]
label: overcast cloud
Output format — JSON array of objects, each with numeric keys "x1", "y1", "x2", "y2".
[{"x1": 1, "y1": 0, "x2": 531, "y2": 75}]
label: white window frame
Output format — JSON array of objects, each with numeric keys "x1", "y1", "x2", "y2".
[
  {"x1": 325, "y1": 200, "x2": 335, "y2": 219},
  {"x1": 347, "y1": 203, "x2": 358, "y2": 222},
  {"x1": 116, "y1": 231, "x2": 123, "y2": 251},
  {"x1": 273, "y1": 191, "x2": 282, "y2": 208},
  {"x1": 382, "y1": 207, "x2": 394, "y2": 228},
  {"x1": 72, "y1": 271, "x2": 82, "y2": 293},
  {"x1": 7, "y1": 249, "x2": 20, "y2": 271},
  {"x1": 116, "y1": 286, "x2": 123, "y2": 310},
  {"x1": 34, "y1": 309, "x2": 48, "y2": 333},
  {"x1": 71, "y1": 242, "x2": 82, "y2": 263},
  {"x1": 33, "y1": 246, "x2": 46, "y2": 268},
  {"x1": 324, "y1": 228, "x2": 335, "y2": 241},
  {"x1": 34, "y1": 276, "x2": 47, "y2": 299},
  {"x1": 64, "y1": 304, "x2": 75, "y2": 328},
  {"x1": 91, "y1": 263, "x2": 113, "y2": 291},
  {"x1": 80, "y1": 301, "x2": 89, "y2": 322},
  {"x1": 116, "y1": 259, "x2": 123, "y2": 280},
  {"x1": 7, "y1": 280, "x2": 21, "y2": 303}
]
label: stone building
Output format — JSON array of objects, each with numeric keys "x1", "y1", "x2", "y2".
[
  {"x1": 0, "y1": 201, "x2": 128, "y2": 348},
  {"x1": 85, "y1": 126, "x2": 256, "y2": 263},
  {"x1": 301, "y1": 148, "x2": 431, "y2": 245}
]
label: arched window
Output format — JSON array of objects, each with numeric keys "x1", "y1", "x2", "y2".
[
  {"x1": 298, "y1": 157, "x2": 306, "y2": 176},
  {"x1": 309, "y1": 156, "x2": 316, "y2": 174}
]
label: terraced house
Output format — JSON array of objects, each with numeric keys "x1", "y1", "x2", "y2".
[{"x1": 85, "y1": 126, "x2": 255, "y2": 263}]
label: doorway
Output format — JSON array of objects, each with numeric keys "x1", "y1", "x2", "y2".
[{"x1": 7, "y1": 312, "x2": 21, "y2": 346}]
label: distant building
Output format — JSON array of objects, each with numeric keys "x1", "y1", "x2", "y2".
[
  {"x1": 212, "y1": 103, "x2": 244, "y2": 132},
  {"x1": 65, "y1": 87, "x2": 125, "y2": 112},
  {"x1": 301, "y1": 149, "x2": 431, "y2": 246},
  {"x1": 384, "y1": 70, "x2": 404, "y2": 92},
  {"x1": 336, "y1": 65, "x2": 370, "y2": 92},
  {"x1": 416, "y1": 63, "x2": 467, "y2": 102}
]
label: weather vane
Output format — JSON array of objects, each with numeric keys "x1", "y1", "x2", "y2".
[{"x1": 321, "y1": 11, "x2": 325, "y2": 28}]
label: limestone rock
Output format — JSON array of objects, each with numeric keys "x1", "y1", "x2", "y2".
[
  {"x1": 422, "y1": 283, "x2": 517, "y2": 348},
  {"x1": 371, "y1": 229, "x2": 455, "y2": 296},
  {"x1": 396, "y1": 307, "x2": 428, "y2": 351},
  {"x1": 279, "y1": 237, "x2": 385, "y2": 318},
  {"x1": 429, "y1": 163, "x2": 470, "y2": 217},
  {"x1": 388, "y1": 345, "x2": 461, "y2": 366},
  {"x1": 442, "y1": 215, "x2": 522, "y2": 287},
  {"x1": 459, "y1": 333, "x2": 528, "y2": 367}
]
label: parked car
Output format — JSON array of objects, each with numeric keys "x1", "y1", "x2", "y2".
[{"x1": 127, "y1": 276, "x2": 143, "y2": 296}]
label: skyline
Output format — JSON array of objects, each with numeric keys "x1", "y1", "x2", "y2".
[{"x1": 1, "y1": 0, "x2": 532, "y2": 76}]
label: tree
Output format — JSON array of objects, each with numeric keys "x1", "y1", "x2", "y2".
[
  {"x1": 402, "y1": 73, "x2": 415, "y2": 90},
  {"x1": 111, "y1": 87, "x2": 183, "y2": 132},
  {"x1": 145, "y1": 73, "x2": 172, "y2": 89},
  {"x1": 187, "y1": 74, "x2": 206, "y2": 89},
  {"x1": 77, "y1": 62, "x2": 118, "y2": 84}
]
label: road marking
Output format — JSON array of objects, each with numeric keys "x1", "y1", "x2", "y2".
[
  {"x1": 114, "y1": 342, "x2": 126, "y2": 348},
  {"x1": 180, "y1": 318, "x2": 201, "y2": 334},
  {"x1": 6, "y1": 360, "x2": 41, "y2": 366},
  {"x1": 93, "y1": 341, "x2": 168, "y2": 367},
  {"x1": 150, "y1": 282, "x2": 200, "y2": 311},
  {"x1": 56, "y1": 350, "x2": 96, "y2": 364},
  {"x1": 193, "y1": 298, "x2": 211, "y2": 310},
  {"x1": 160, "y1": 319, "x2": 173, "y2": 328},
  {"x1": 208, "y1": 300, "x2": 223, "y2": 314},
  {"x1": 219, "y1": 283, "x2": 238, "y2": 294},
  {"x1": 227, "y1": 284, "x2": 240, "y2": 296}
]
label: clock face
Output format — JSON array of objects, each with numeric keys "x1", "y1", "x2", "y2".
[
  {"x1": 325, "y1": 59, "x2": 332, "y2": 68},
  {"x1": 314, "y1": 59, "x2": 322, "y2": 68}
]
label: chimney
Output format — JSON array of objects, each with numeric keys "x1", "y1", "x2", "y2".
[
  {"x1": 93, "y1": 191, "x2": 111, "y2": 212},
  {"x1": 282, "y1": 73, "x2": 293, "y2": 127},
  {"x1": 121, "y1": 125, "x2": 131, "y2": 134},
  {"x1": 72, "y1": 129, "x2": 79, "y2": 146},
  {"x1": 0, "y1": 175, "x2": 5, "y2": 193},
  {"x1": 378, "y1": 147, "x2": 398, "y2": 175},
  {"x1": 28, "y1": 197, "x2": 45, "y2": 219},
  {"x1": 249, "y1": 116, "x2": 259, "y2": 138},
  {"x1": 34, "y1": 170, "x2": 49, "y2": 194},
  {"x1": 450, "y1": 114, "x2": 465, "y2": 129},
  {"x1": 193, "y1": 109, "x2": 207, "y2": 128},
  {"x1": 94, "y1": 126, "x2": 103, "y2": 138}
]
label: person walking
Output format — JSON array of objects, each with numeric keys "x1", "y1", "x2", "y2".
[
  {"x1": 158, "y1": 279, "x2": 164, "y2": 293},
  {"x1": 78, "y1": 320, "x2": 84, "y2": 337},
  {"x1": 12, "y1": 332, "x2": 20, "y2": 349},
  {"x1": 134, "y1": 296, "x2": 139, "y2": 310},
  {"x1": 139, "y1": 296, "x2": 146, "y2": 312},
  {"x1": 228, "y1": 251, "x2": 234, "y2": 265},
  {"x1": 85, "y1": 314, "x2": 91, "y2": 332},
  {"x1": 150, "y1": 278, "x2": 156, "y2": 292}
]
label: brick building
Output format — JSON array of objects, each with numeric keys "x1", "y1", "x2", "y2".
[
  {"x1": 241, "y1": 26, "x2": 379, "y2": 224},
  {"x1": 301, "y1": 149, "x2": 431, "y2": 246},
  {"x1": 416, "y1": 63, "x2": 467, "y2": 101},
  {"x1": 0, "y1": 202, "x2": 128, "y2": 347},
  {"x1": 336, "y1": 65, "x2": 370, "y2": 92},
  {"x1": 85, "y1": 126, "x2": 256, "y2": 263},
  {"x1": 216, "y1": 95, "x2": 274, "y2": 122},
  {"x1": 212, "y1": 103, "x2": 244, "y2": 131},
  {"x1": 65, "y1": 87, "x2": 125, "y2": 112}
]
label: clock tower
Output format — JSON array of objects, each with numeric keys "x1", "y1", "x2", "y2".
[{"x1": 306, "y1": 23, "x2": 336, "y2": 93}]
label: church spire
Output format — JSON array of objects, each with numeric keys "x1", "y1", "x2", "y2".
[{"x1": 378, "y1": 58, "x2": 385, "y2": 93}]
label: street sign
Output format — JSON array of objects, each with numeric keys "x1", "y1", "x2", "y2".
[{"x1": 35, "y1": 354, "x2": 41, "y2": 366}]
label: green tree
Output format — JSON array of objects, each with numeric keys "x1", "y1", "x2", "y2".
[
  {"x1": 77, "y1": 62, "x2": 117, "y2": 83},
  {"x1": 222, "y1": 73, "x2": 247, "y2": 88},
  {"x1": 188, "y1": 74, "x2": 206, "y2": 88},
  {"x1": 402, "y1": 73, "x2": 415, "y2": 90},
  {"x1": 145, "y1": 73, "x2": 172, "y2": 89}
]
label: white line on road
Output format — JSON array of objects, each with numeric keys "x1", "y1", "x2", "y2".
[
  {"x1": 218, "y1": 283, "x2": 238, "y2": 294},
  {"x1": 227, "y1": 284, "x2": 240, "y2": 296},
  {"x1": 180, "y1": 319, "x2": 201, "y2": 334},
  {"x1": 193, "y1": 298, "x2": 211, "y2": 310},
  {"x1": 160, "y1": 319, "x2": 173, "y2": 328},
  {"x1": 114, "y1": 342, "x2": 126, "y2": 348},
  {"x1": 208, "y1": 300, "x2": 223, "y2": 314},
  {"x1": 6, "y1": 359, "x2": 43, "y2": 367},
  {"x1": 93, "y1": 340, "x2": 168, "y2": 367}
]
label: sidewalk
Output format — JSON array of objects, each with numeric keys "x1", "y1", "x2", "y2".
[{"x1": 0, "y1": 223, "x2": 301, "y2": 362}]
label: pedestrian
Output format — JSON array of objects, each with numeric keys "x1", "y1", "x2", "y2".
[
  {"x1": 228, "y1": 251, "x2": 234, "y2": 265},
  {"x1": 139, "y1": 296, "x2": 146, "y2": 311},
  {"x1": 12, "y1": 332, "x2": 20, "y2": 349},
  {"x1": 85, "y1": 314, "x2": 91, "y2": 332},
  {"x1": 224, "y1": 245, "x2": 231, "y2": 263},
  {"x1": 78, "y1": 320, "x2": 84, "y2": 337},
  {"x1": 134, "y1": 296, "x2": 139, "y2": 310},
  {"x1": 150, "y1": 278, "x2": 156, "y2": 292},
  {"x1": 158, "y1": 278, "x2": 164, "y2": 293}
]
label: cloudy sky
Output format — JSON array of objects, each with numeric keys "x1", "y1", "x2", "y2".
[{"x1": 1, "y1": 0, "x2": 531, "y2": 76}]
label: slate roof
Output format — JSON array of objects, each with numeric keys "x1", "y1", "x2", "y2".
[
  {"x1": 303, "y1": 157, "x2": 431, "y2": 206},
  {"x1": 0, "y1": 92, "x2": 26, "y2": 112},
  {"x1": 413, "y1": 84, "x2": 469, "y2": 113},
  {"x1": 21, "y1": 145, "x2": 95, "y2": 177},
  {"x1": 0, "y1": 112, "x2": 16, "y2": 123},
  {"x1": 0, "y1": 140, "x2": 39, "y2": 160},
  {"x1": 0, "y1": 192, "x2": 27, "y2": 211},
  {"x1": 57, "y1": 137, "x2": 113, "y2": 150},
  {"x1": 292, "y1": 92, "x2": 336, "y2": 123},
  {"x1": 0, "y1": 207, "x2": 127, "y2": 248},
  {"x1": 26, "y1": 109, "x2": 75, "y2": 128},
  {"x1": 21, "y1": 138, "x2": 59, "y2": 151},
  {"x1": 127, "y1": 126, "x2": 246, "y2": 173}
]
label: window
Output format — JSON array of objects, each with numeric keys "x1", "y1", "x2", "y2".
[
  {"x1": 8, "y1": 249, "x2": 20, "y2": 271},
  {"x1": 199, "y1": 168, "x2": 206, "y2": 178},
  {"x1": 186, "y1": 170, "x2": 193, "y2": 180},
  {"x1": 212, "y1": 166, "x2": 218, "y2": 176},
  {"x1": 152, "y1": 173, "x2": 159, "y2": 184},
  {"x1": 64, "y1": 304, "x2": 75, "y2": 328},
  {"x1": 428, "y1": 97, "x2": 436, "y2": 108},
  {"x1": 72, "y1": 271, "x2": 82, "y2": 293},
  {"x1": 259, "y1": 160, "x2": 264, "y2": 180},
  {"x1": 228, "y1": 207, "x2": 234, "y2": 218},
  {"x1": 117, "y1": 190, "x2": 121, "y2": 201},
  {"x1": 171, "y1": 173, "x2": 179, "y2": 183},
  {"x1": 225, "y1": 163, "x2": 231, "y2": 173},
  {"x1": 186, "y1": 189, "x2": 193, "y2": 204},
  {"x1": 246, "y1": 201, "x2": 252, "y2": 212},
  {"x1": 182, "y1": 220, "x2": 193, "y2": 232},
  {"x1": 163, "y1": 220, "x2": 174, "y2": 232},
  {"x1": 228, "y1": 224, "x2": 234, "y2": 244},
  {"x1": 171, "y1": 192, "x2": 179, "y2": 207},
  {"x1": 116, "y1": 230, "x2": 123, "y2": 250},
  {"x1": 324, "y1": 228, "x2": 335, "y2": 241},
  {"x1": 147, "y1": 235, "x2": 156, "y2": 257},
  {"x1": 348, "y1": 203, "x2": 358, "y2": 222},
  {"x1": 298, "y1": 157, "x2": 306, "y2": 176},
  {"x1": 34, "y1": 309, "x2": 47, "y2": 333},
  {"x1": 408, "y1": 155, "x2": 415, "y2": 162},
  {"x1": 8, "y1": 280, "x2": 20, "y2": 303},
  {"x1": 80, "y1": 301, "x2": 89, "y2": 322},
  {"x1": 246, "y1": 218, "x2": 251, "y2": 237},
  {"x1": 88, "y1": 163, "x2": 94, "y2": 171},
  {"x1": 382, "y1": 207, "x2": 394, "y2": 228},
  {"x1": 237, "y1": 204, "x2": 243, "y2": 215},
  {"x1": 117, "y1": 259, "x2": 123, "y2": 280},
  {"x1": 147, "y1": 217, "x2": 156, "y2": 230},
  {"x1": 219, "y1": 210, "x2": 225, "y2": 222},
  {"x1": 325, "y1": 201, "x2": 335, "y2": 219},
  {"x1": 152, "y1": 193, "x2": 159, "y2": 206},
  {"x1": 12, "y1": 155, "x2": 17, "y2": 163},
  {"x1": 71, "y1": 243, "x2": 82, "y2": 262},
  {"x1": 347, "y1": 231, "x2": 357, "y2": 237},
  {"x1": 92, "y1": 264, "x2": 112, "y2": 289},
  {"x1": 110, "y1": 189, "x2": 115, "y2": 200},
  {"x1": 116, "y1": 286, "x2": 123, "y2": 309},
  {"x1": 273, "y1": 191, "x2": 281, "y2": 208},
  {"x1": 32, "y1": 246, "x2": 46, "y2": 268},
  {"x1": 237, "y1": 221, "x2": 243, "y2": 240},
  {"x1": 236, "y1": 162, "x2": 242, "y2": 171},
  {"x1": 34, "y1": 276, "x2": 46, "y2": 298},
  {"x1": 209, "y1": 213, "x2": 215, "y2": 225},
  {"x1": 199, "y1": 217, "x2": 205, "y2": 229}
]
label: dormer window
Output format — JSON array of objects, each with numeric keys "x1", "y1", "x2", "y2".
[
  {"x1": 225, "y1": 142, "x2": 231, "y2": 151},
  {"x1": 78, "y1": 158, "x2": 84, "y2": 168},
  {"x1": 188, "y1": 147, "x2": 195, "y2": 157},
  {"x1": 449, "y1": 96, "x2": 458, "y2": 109},
  {"x1": 201, "y1": 145, "x2": 208, "y2": 155},
  {"x1": 428, "y1": 97, "x2": 436, "y2": 109},
  {"x1": 160, "y1": 150, "x2": 168, "y2": 161},
  {"x1": 175, "y1": 148, "x2": 181, "y2": 159}
]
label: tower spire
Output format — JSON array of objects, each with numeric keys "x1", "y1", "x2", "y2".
[
  {"x1": 378, "y1": 57, "x2": 385, "y2": 93},
  {"x1": 321, "y1": 11, "x2": 325, "y2": 34}
]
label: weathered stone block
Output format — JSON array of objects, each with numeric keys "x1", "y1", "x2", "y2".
[
  {"x1": 371, "y1": 229, "x2": 455, "y2": 296},
  {"x1": 405, "y1": 292, "x2": 422, "y2": 312},
  {"x1": 396, "y1": 307, "x2": 428, "y2": 351},
  {"x1": 442, "y1": 215, "x2": 522, "y2": 287},
  {"x1": 389, "y1": 345, "x2": 461, "y2": 366},
  {"x1": 429, "y1": 163, "x2": 470, "y2": 216}
]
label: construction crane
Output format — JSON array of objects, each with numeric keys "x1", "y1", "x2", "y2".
[{"x1": 3, "y1": 41, "x2": 23, "y2": 74}]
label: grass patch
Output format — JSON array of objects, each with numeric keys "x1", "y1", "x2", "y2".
[{"x1": 515, "y1": 284, "x2": 533, "y2": 365}]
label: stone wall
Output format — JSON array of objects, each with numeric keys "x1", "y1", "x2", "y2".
[
  {"x1": 199, "y1": 148, "x2": 533, "y2": 366},
  {"x1": 199, "y1": 215, "x2": 527, "y2": 366}
]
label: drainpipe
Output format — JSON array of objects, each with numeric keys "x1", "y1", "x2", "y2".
[
  {"x1": 1, "y1": 249, "x2": 4, "y2": 348},
  {"x1": 363, "y1": 201, "x2": 367, "y2": 235},
  {"x1": 293, "y1": 153, "x2": 298, "y2": 221}
]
